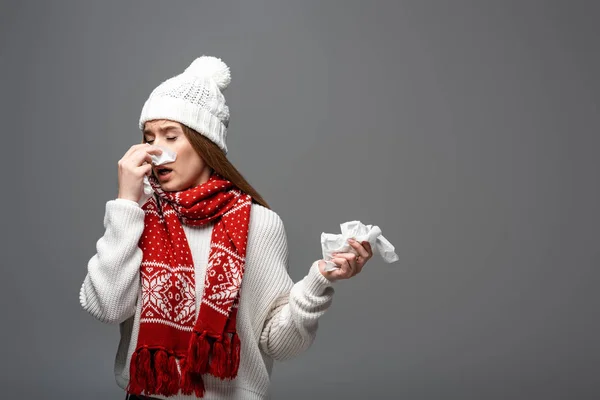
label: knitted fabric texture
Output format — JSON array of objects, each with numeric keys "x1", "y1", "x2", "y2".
[
  {"x1": 139, "y1": 55, "x2": 231, "y2": 154},
  {"x1": 126, "y1": 172, "x2": 252, "y2": 398}
]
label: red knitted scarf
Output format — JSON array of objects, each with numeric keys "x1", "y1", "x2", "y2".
[{"x1": 126, "y1": 172, "x2": 252, "y2": 398}]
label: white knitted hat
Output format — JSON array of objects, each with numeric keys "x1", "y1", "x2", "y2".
[{"x1": 139, "y1": 55, "x2": 231, "y2": 154}]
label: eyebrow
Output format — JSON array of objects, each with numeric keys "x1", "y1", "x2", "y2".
[{"x1": 143, "y1": 125, "x2": 181, "y2": 135}]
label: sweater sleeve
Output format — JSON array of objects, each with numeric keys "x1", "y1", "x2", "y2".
[
  {"x1": 258, "y1": 214, "x2": 335, "y2": 361},
  {"x1": 79, "y1": 198, "x2": 146, "y2": 324}
]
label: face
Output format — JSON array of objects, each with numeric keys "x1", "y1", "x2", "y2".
[{"x1": 143, "y1": 119, "x2": 212, "y2": 191}]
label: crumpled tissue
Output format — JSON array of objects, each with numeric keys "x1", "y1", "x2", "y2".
[
  {"x1": 138, "y1": 145, "x2": 177, "y2": 206},
  {"x1": 321, "y1": 220, "x2": 399, "y2": 272}
]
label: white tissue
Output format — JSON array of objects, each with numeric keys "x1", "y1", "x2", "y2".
[
  {"x1": 138, "y1": 145, "x2": 177, "y2": 206},
  {"x1": 321, "y1": 220, "x2": 399, "y2": 272}
]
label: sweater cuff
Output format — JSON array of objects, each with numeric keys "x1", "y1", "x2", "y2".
[
  {"x1": 113, "y1": 198, "x2": 142, "y2": 208},
  {"x1": 105, "y1": 198, "x2": 145, "y2": 228},
  {"x1": 304, "y1": 260, "x2": 334, "y2": 295}
]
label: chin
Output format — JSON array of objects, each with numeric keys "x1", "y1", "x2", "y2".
[
  {"x1": 162, "y1": 181, "x2": 189, "y2": 192},
  {"x1": 159, "y1": 175, "x2": 197, "y2": 192},
  {"x1": 158, "y1": 181, "x2": 176, "y2": 192}
]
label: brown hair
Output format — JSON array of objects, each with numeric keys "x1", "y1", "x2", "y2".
[{"x1": 142, "y1": 122, "x2": 271, "y2": 209}]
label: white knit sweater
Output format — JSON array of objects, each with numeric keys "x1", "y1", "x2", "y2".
[{"x1": 79, "y1": 198, "x2": 335, "y2": 399}]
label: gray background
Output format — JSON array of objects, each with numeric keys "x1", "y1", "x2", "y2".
[{"x1": 3, "y1": 0, "x2": 599, "y2": 399}]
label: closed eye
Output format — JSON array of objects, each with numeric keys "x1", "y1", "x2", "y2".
[{"x1": 144, "y1": 137, "x2": 177, "y2": 144}]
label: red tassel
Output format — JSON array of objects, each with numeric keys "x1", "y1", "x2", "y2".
[
  {"x1": 186, "y1": 334, "x2": 199, "y2": 370},
  {"x1": 230, "y1": 332, "x2": 241, "y2": 378},
  {"x1": 195, "y1": 334, "x2": 211, "y2": 373},
  {"x1": 222, "y1": 334, "x2": 232, "y2": 378},
  {"x1": 138, "y1": 347, "x2": 156, "y2": 394},
  {"x1": 153, "y1": 350, "x2": 169, "y2": 395},
  {"x1": 166, "y1": 355, "x2": 180, "y2": 395},
  {"x1": 192, "y1": 372, "x2": 206, "y2": 398},
  {"x1": 180, "y1": 370, "x2": 205, "y2": 397},
  {"x1": 185, "y1": 331, "x2": 210, "y2": 374},
  {"x1": 126, "y1": 350, "x2": 143, "y2": 395},
  {"x1": 180, "y1": 368, "x2": 193, "y2": 395},
  {"x1": 209, "y1": 337, "x2": 228, "y2": 379}
]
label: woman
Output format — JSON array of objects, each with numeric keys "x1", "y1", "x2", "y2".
[{"x1": 79, "y1": 55, "x2": 373, "y2": 400}]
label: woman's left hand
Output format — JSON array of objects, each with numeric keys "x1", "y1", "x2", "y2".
[{"x1": 318, "y1": 238, "x2": 374, "y2": 282}]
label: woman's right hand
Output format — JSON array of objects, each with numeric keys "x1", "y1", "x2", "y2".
[{"x1": 117, "y1": 143, "x2": 163, "y2": 203}]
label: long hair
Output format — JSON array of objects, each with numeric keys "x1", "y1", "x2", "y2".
[{"x1": 142, "y1": 122, "x2": 271, "y2": 209}]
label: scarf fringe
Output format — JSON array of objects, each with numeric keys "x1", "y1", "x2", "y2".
[
  {"x1": 153, "y1": 349, "x2": 168, "y2": 394},
  {"x1": 154, "y1": 350, "x2": 180, "y2": 396},
  {"x1": 126, "y1": 350, "x2": 144, "y2": 395},
  {"x1": 127, "y1": 331, "x2": 242, "y2": 397},
  {"x1": 167, "y1": 354, "x2": 180, "y2": 395},
  {"x1": 230, "y1": 332, "x2": 241, "y2": 378},
  {"x1": 126, "y1": 347, "x2": 155, "y2": 395},
  {"x1": 185, "y1": 331, "x2": 211, "y2": 374},
  {"x1": 184, "y1": 330, "x2": 242, "y2": 380},
  {"x1": 209, "y1": 334, "x2": 229, "y2": 378},
  {"x1": 126, "y1": 348, "x2": 181, "y2": 397},
  {"x1": 180, "y1": 370, "x2": 205, "y2": 397}
]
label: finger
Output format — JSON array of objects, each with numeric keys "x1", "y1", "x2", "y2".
[
  {"x1": 347, "y1": 239, "x2": 369, "y2": 259},
  {"x1": 123, "y1": 143, "x2": 152, "y2": 159},
  {"x1": 331, "y1": 256, "x2": 354, "y2": 278},
  {"x1": 131, "y1": 148, "x2": 156, "y2": 167},
  {"x1": 330, "y1": 264, "x2": 351, "y2": 280},
  {"x1": 131, "y1": 162, "x2": 153, "y2": 179},
  {"x1": 351, "y1": 254, "x2": 361, "y2": 276},
  {"x1": 134, "y1": 147, "x2": 163, "y2": 164},
  {"x1": 329, "y1": 269, "x2": 347, "y2": 281},
  {"x1": 355, "y1": 255, "x2": 365, "y2": 274},
  {"x1": 331, "y1": 252, "x2": 352, "y2": 260},
  {"x1": 337, "y1": 251, "x2": 361, "y2": 275},
  {"x1": 125, "y1": 145, "x2": 163, "y2": 164},
  {"x1": 361, "y1": 241, "x2": 373, "y2": 258},
  {"x1": 331, "y1": 252, "x2": 358, "y2": 265},
  {"x1": 141, "y1": 163, "x2": 153, "y2": 176}
]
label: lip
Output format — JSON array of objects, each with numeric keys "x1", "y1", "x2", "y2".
[
  {"x1": 157, "y1": 171, "x2": 172, "y2": 181},
  {"x1": 155, "y1": 167, "x2": 173, "y2": 181},
  {"x1": 154, "y1": 162, "x2": 173, "y2": 171},
  {"x1": 154, "y1": 163, "x2": 172, "y2": 171}
]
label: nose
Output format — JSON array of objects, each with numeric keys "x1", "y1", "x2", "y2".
[
  {"x1": 150, "y1": 138, "x2": 173, "y2": 152},
  {"x1": 152, "y1": 137, "x2": 166, "y2": 146}
]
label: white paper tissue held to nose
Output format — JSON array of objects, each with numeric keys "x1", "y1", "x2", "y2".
[
  {"x1": 321, "y1": 220, "x2": 399, "y2": 272},
  {"x1": 138, "y1": 145, "x2": 177, "y2": 206}
]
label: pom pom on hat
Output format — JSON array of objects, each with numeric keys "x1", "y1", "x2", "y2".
[{"x1": 184, "y1": 55, "x2": 231, "y2": 90}]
